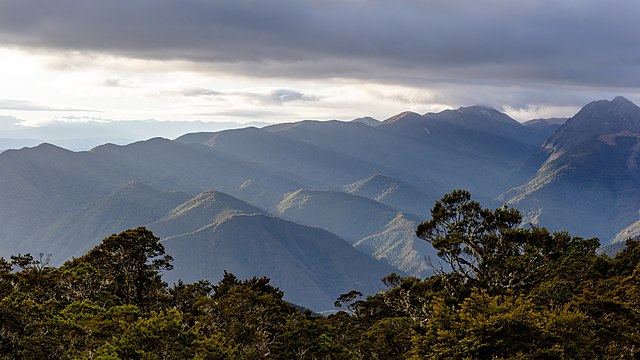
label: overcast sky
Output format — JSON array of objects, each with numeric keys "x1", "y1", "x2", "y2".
[{"x1": 0, "y1": 0, "x2": 639, "y2": 129}]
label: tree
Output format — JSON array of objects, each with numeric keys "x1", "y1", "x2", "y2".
[
  {"x1": 271, "y1": 313, "x2": 352, "y2": 359},
  {"x1": 108, "y1": 309, "x2": 197, "y2": 360},
  {"x1": 410, "y1": 289, "x2": 596, "y2": 359},
  {"x1": 70, "y1": 227, "x2": 173, "y2": 311},
  {"x1": 416, "y1": 190, "x2": 602, "y2": 296},
  {"x1": 334, "y1": 290, "x2": 363, "y2": 314},
  {"x1": 416, "y1": 190, "x2": 521, "y2": 286},
  {"x1": 197, "y1": 272, "x2": 296, "y2": 358}
]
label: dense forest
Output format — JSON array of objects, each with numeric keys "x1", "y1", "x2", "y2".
[{"x1": 1, "y1": 191, "x2": 638, "y2": 359}]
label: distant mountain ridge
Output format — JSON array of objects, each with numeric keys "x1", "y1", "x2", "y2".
[
  {"x1": 522, "y1": 117, "x2": 567, "y2": 128},
  {"x1": 2, "y1": 96, "x2": 639, "y2": 309},
  {"x1": 0, "y1": 118, "x2": 273, "y2": 151},
  {"x1": 266, "y1": 106, "x2": 549, "y2": 201}
]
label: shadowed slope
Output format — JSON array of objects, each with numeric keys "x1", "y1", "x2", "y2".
[
  {"x1": 161, "y1": 212, "x2": 399, "y2": 311},
  {"x1": 504, "y1": 97, "x2": 640, "y2": 242}
]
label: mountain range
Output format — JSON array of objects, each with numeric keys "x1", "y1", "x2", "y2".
[
  {"x1": 502, "y1": 96, "x2": 640, "y2": 241},
  {"x1": 0, "y1": 117, "x2": 271, "y2": 152},
  {"x1": 1, "y1": 96, "x2": 639, "y2": 310}
]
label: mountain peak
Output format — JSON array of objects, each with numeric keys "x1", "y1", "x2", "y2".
[
  {"x1": 582, "y1": 96, "x2": 640, "y2": 115},
  {"x1": 523, "y1": 118, "x2": 567, "y2": 128},
  {"x1": 150, "y1": 191, "x2": 264, "y2": 239},
  {"x1": 610, "y1": 95, "x2": 640, "y2": 114},
  {"x1": 351, "y1": 116, "x2": 380, "y2": 127},
  {"x1": 612, "y1": 95, "x2": 634, "y2": 105},
  {"x1": 425, "y1": 105, "x2": 521, "y2": 130},
  {"x1": 455, "y1": 105, "x2": 520, "y2": 125},
  {"x1": 164, "y1": 191, "x2": 263, "y2": 220},
  {"x1": 456, "y1": 105, "x2": 499, "y2": 113},
  {"x1": 545, "y1": 96, "x2": 640, "y2": 153},
  {"x1": 382, "y1": 111, "x2": 424, "y2": 124}
]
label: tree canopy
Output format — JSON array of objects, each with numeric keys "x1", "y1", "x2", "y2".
[{"x1": 0, "y1": 193, "x2": 638, "y2": 359}]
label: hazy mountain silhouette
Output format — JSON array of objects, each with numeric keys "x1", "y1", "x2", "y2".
[
  {"x1": 0, "y1": 138, "x2": 303, "y2": 256},
  {"x1": 0, "y1": 118, "x2": 272, "y2": 151}
]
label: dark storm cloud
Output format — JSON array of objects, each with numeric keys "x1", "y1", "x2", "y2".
[{"x1": 1, "y1": 0, "x2": 639, "y2": 103}]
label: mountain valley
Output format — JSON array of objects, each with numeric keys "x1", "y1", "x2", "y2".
[{"x1": 2, "y1": 96, "x2": 639, "y2": 310}]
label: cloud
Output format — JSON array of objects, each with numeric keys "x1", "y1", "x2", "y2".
[
  {"x1": 157, "y1": 87, "x2": 319, "y2": 104},
  {"x1": 102, "y1": 78, "x2": 222, "y2": 99},
  {"x1": 0, "y1": 99, "x2": 99, "y2": 112},
  {"x1": 178, "y1": 88, "x2": 221, "y2": 97},
  {"x1": 101, "y1": 77, "x2": 139, "y2": 88},
  {"x1": 197, "y1": 109, "x2": 288, "y2": 119},
  {"x1": 0, "y1": 0, "x2": 639, "y2": 112},
  {"x1": 242, "y1": 89, "x2": 319, "y2": 105},
  {"x1": 149, "y1": 87, "x2": 223, "y2": 98},
  {"x1": 0, "y1": 115, "x2": 23, "y2": 131},
  {"x1": 270, "y1": 89, "x2": 317, "y2": 102}
]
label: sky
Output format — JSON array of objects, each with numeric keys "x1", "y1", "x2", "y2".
[{"x1": 0, "y1": 0, "x2": 639, "y2": 132}]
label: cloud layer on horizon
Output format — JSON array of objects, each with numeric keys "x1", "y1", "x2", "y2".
[
  {"x1": 2, "y1": 1, "x2": 638, "y2": 84},
  {"x1": 0, "y1": 0, "x2": 638, "y2": 117}
]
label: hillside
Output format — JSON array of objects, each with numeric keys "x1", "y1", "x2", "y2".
[
  {"x1": 354, "y1": 212, "x2": 436, "y2": 278},
  {"x1": 267, "y1": 107, "x2": 548, "y2": 201},
  {"x1": 344, "y1": 174, "x2": 436, "y2": 216},
  {"x1": 0, "y1": 138, "x2": 304, "y2": 257},
  {"x1": 161, "y1": 213, "x2": 399, "y2": 310},
  {"x1": 276, "y1": 189, "x2": 399, "y2": 244},
  {"x1": 24, "y1": 181, "x2": 191, "y2": 263},
  {"x1": 275, "y1": 188, "x2": 435, "y2": 276},
  {"x1": 145, "y1": 189, "x2": 399, "y2": 310},
  {"x1": 149, "y1": 190, "x2": 265, "y2": 239},
  {"x1": 504, "y1": 96, "x2": 640, "y2": 241},
  {"x1": 2, "y1": 195, "x2": 637, "y2": 358},
  {"x1": 176, "y1": 127, "x2": 389, "y2": 187}
]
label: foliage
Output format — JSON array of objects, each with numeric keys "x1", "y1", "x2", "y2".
[
  {"x1": 0, "y1": 193, "x2": 638, "y2": 358},
  {"x1": 68, "y1": 227, "x2": 174, "y2": 312}
]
